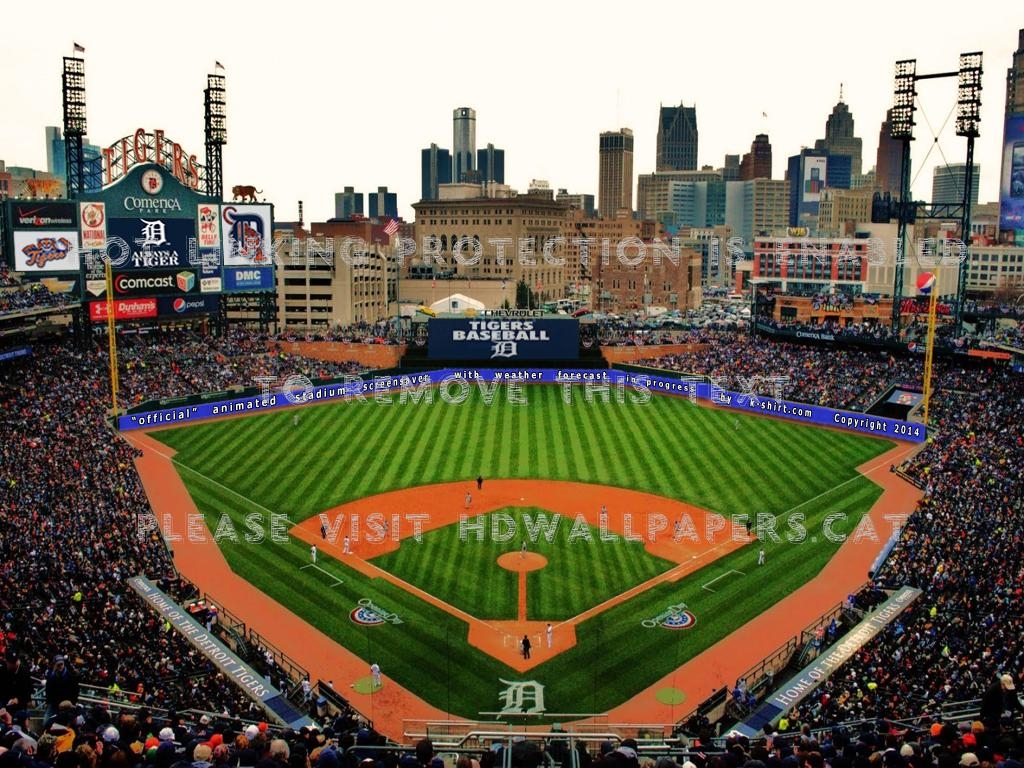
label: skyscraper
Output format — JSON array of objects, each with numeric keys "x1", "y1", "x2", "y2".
[
  {"x1": 421, "y1": 143, "x2": 452, "y2": 201},
  {"x1": 739, "y1": 134, "x2": 773, "y2": 180},
  {"x1": 368, "y1": 186, "x2": 398, "y2": 219},
  {"x1": 477, "y1": 143, "x2": 505, "y2": 184},
  {"x1": 787, "y1": 149, "x2": 852, "y2": 228},
  {"x1": 453, "y1": 107, "x2": 476, "y2": 183},
  {"x1": 599, "y1": 128, "x2": 634, "y2": 218},
  {"x1": 932, "y1": 164, "x2": 980, "y2": 206},
  {"x1": 45, "y1": 126, "x2": 102, "y2": 192},
  {"x1": 875, "y1": 109, "x2": 904, "y2": 196},
  {"x1": 656, "y1": 104, "x2": 698, "y2": 171},
  {"x1": 1006, "y1": 28, "x2": 1024, "y2": 115},
  {"x1": 815, "y1": 96, "x2": 863, "y2": 178},
  {"x1": 334, "y1": 186, "x2": 364, "y2": 219}
]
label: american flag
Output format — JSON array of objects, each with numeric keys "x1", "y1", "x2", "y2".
[
  {"x1": 383, "y1": 219, "x2": 399, "y2": 237},
  {"x1": 73, "y1": 43, "x2": 85, "y2": 53}
]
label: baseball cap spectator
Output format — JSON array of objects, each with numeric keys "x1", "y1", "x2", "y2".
[
  {"x1": 160, "y1": 728, "x2": 176, "y2": 742},
  {"x1": 960, "y1": 755, "x2": 979, "y2": 767},
  {"x1": 244, "y1": 726, "x2": 259, "y2": 741},
  {"x1": 102, "y1": 726, "x2": 120, "y2": 743}
]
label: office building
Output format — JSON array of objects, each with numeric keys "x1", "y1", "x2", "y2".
[
  {"x1": 421, "y1": 144, "x2": 452, "y2": 201},
  {"x1": 598, "y1": 128, "x2": 634, "y2": 218},
  {"x1": 814, "y1": 96, "x2": 863, "y2": 178},
  {"x1": 334, "y1": 187, "x2": 364, "y2": 219},
  {"x1": 875, "y1": 109, "x2": 904, "y2": 196},
  {"x1": 368, "y1": 186, "x2": 398, "y2": 219},
  {"x1": 786, "y1": 150, "x2": 852, "y2": 228},
  {"x1": 739, "y1": 134, "x2": 773, "y2": 181},
  {"x1": 477, "y1": 143, "x2": 505, "y2": 184},
  {"x1": 656, "y1": 104, "x2": 698, "y2": 171},
  {"x1": 453, "y1": 107, "x2": 476, "y2": 183},
  {"x1": 931, "y1": 163, "x2": 980, "y2": 206}
]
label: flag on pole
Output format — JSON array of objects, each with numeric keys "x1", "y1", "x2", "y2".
[
  {"x1": 215, "y1": 61, "x2": 225, "y2": 71},
  {"x1": 383, "y1": 218, "x2": 399, "y2": 238},
  {"x1": 73, "y1": 43, "x2": 85, "y2": 53}
]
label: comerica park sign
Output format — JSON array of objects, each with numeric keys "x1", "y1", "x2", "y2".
[{"x1": 101, "y1": 128, "x2": 204, "y2": 190}]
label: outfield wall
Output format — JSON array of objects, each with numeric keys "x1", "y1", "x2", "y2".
[{"x1": 117, "y1": 368, "x2": 926, "y2": 443}]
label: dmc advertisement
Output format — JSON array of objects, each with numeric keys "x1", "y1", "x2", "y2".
[
  {"x1": 223, "y1": 266, "x2": 276, "y2": 292},
  {"x1": 428, "y1": 319, "x2": 580, "y2": 361},
  {"x1": 1000, "y1": 114, "x2": 1024, "y2": 235},
  {"x1": 802, "y1": 157, "x2": 827, "y2": 203},
  {"x1": 12, "y1": 230, "x2": 81, "y2": 272},
  {"x1": 221, "y1": 205, "x2": 272, "y2": 266}
]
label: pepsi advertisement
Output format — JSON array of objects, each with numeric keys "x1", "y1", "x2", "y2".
[
  {"x1": 157, "y1": 295, "x2": 220, "y2": 316},
  {"x1": 428, "y1": 318, "x2": 580, "y2": 361}
]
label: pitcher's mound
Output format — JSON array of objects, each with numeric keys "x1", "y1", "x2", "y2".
[{"x1": 497, "y1": 552, "x2": 548, "y2": 572}]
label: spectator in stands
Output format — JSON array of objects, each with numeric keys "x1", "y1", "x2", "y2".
[
  {"x1": 43, "y1": 658, "x2": 78, "y2": 722},
  {"x1": 0, "y1": 651, "x2": 34, "y2": 711}
]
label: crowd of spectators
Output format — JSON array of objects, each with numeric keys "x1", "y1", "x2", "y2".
[
  {"x1": 636, "y1": 336, "x2": 922, "y2": 412},
  {"x1": 638, "y1": 338, "x2": 1023, "y2": 736},
  {"x1": 0, "y1": 284, "x2": 75, "y2": 317},
  {"x1": 102, "y1": 330, "x2": 368, "y2": 406},
  {"x1": 0, "y1": 703, "x2": 390, "y2": 768},
  {"x1": 783, "y1": 362, "x2": 1024, "y2": 731},
  {"x1": 0, "y1": 324, "x2": 1022, "y2": 755},
  {"x1": 0, "y1": 342, "x2": 276, "y2": 720}
]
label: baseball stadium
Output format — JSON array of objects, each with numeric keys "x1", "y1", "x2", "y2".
[{"x1": 1, "y1": 36, "x2": 1023, "y2": 768}]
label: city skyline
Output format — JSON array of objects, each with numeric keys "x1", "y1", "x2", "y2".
[{"x1": 0, "y1": 0, "x2": 1019, "y2": 224}]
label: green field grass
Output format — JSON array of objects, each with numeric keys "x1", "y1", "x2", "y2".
[
  {"x1": 371, "y1": 506, "x2": 677, "y2": 620},
  {"x1": 153, "y1": 385, "x2": 892, "y2": 718}
]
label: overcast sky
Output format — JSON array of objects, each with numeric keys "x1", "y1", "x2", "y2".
[{"x1": 0, "y1": 0, "x2": 1020, "y2": 224}]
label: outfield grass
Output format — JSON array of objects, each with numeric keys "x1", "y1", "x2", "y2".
[{"x1": 154, "y1": 385, "x2": 892, "y2": 718}]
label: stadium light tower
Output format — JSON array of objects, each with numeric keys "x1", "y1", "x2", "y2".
[
  {"x1": 62, "y1": 55, "x2": 88, "y2": 199},
  {"x1": 954, "y1": 52, "x2": 983, "y2": 337},
  {"x1": 889, "y1": 59, "x2": 916, "y2": 333},
  {"x1": 205, "y1": 69, "x2": 227, "y2": 200},
  {"x1": 887, "y1": 52, "x2": 982, "y2": 336}
]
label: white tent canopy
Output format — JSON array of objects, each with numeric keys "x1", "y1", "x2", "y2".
[{"x1": 430, "y1": 293, "x2": 485, "y2": 314}]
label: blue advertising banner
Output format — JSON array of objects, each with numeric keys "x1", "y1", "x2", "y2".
[
  {"x1": 223, "y1": 266, "x2": 275, "y2": 293},
  {"x1": 0, "y1": 347, "x2": 31, "y2": 362},
  {"x1": 428, "y1": 318, "x2": 580, "y2": 360},
  {"x1": 1000, "y1": 114, "x2": 1024, "y2": 234},
  {"x1": 118, "y1": 368, "x2": 927, "y2": 443}
]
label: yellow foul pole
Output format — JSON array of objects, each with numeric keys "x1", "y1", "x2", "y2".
[
  {"x1": 921, "y1": 271, "x2": 939, "y2": 427},
  {"x1": 105, "y1": 258, "x2": 120, "y2": 420}
]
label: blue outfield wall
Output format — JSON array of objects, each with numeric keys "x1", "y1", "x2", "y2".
[{"x1": 117, "y1": 368, "x2": 926, "y2": 443}]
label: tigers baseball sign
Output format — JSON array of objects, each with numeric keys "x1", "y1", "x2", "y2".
[{"x1": 428, "y1": 318, "x2": 580, "y2": 361}]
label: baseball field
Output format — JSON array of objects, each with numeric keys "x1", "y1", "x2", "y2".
[{"x1": 151, "y1": 383, "x2": 893, "y2": 719}]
